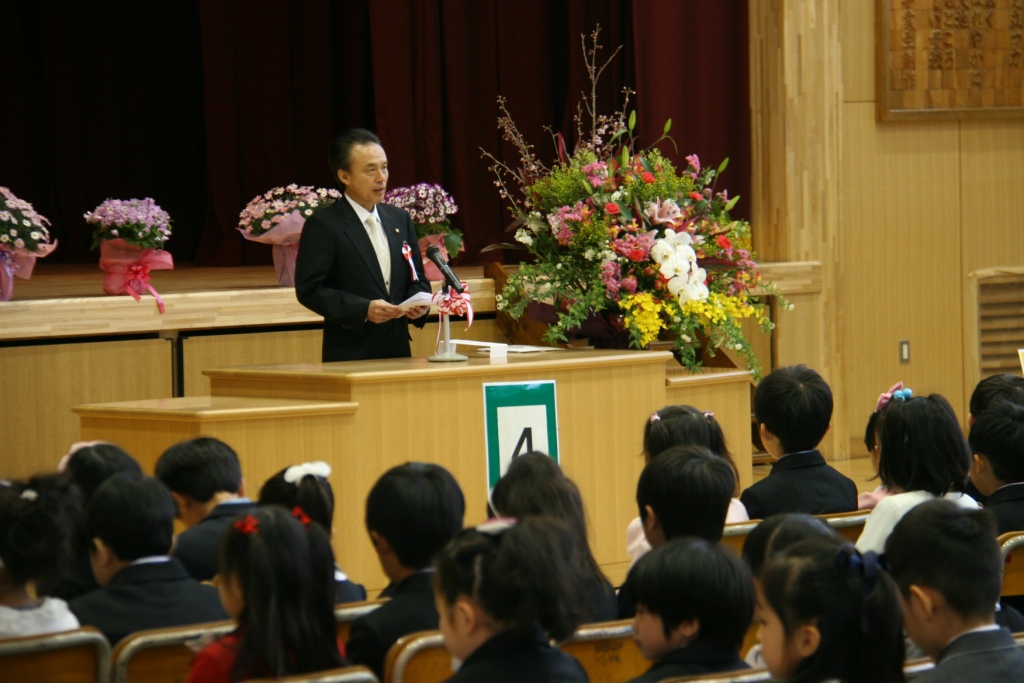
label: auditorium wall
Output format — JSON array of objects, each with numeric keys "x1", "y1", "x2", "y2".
[{"x1": 751, "y1": 1, "x2": 1024, "y2": 457}]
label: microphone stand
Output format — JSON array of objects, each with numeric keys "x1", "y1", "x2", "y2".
[{"x1": 428, "y1": 283, "x2": 468, "y2": 362}]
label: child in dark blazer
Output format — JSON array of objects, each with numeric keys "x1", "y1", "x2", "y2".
[
  {"x1": 624, "y1": 538, "x2": 752, "y2": 682},
  {"x1": 740, "y1": 365, "x2": 857, "y2": 519},
  {"x1": 969, "y1": 401, "x2": 1024, "y2": 535}
]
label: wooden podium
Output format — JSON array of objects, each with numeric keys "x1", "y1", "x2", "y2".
[{"x1": 75, "y1": 350, "x2": 751, "y2": 591}]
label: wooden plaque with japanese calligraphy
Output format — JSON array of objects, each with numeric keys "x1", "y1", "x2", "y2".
[{"x1": 877, "y1": 0, "x2": 1024, "y2": 120}]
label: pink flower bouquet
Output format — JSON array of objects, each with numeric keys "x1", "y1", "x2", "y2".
[
  {"x1": 384, "y1": 183, "x2": 462, "y2": 282},
  {"x1": 237, "y1": 185, "x2": 343, "y2": 286},
  {"x1": 0, "y1": 186, "x2": 58, "y2": 301}
]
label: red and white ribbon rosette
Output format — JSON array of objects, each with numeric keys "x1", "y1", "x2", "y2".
[
  {"x1": 99, "y1": 239, "x2": 174, "y2": 313},
  {"x1": 432, "y1": 281, "x2": 474, "y2": 351},
  {"x1": 0, "y1": 242, "x2": 57, "y2": 302}
]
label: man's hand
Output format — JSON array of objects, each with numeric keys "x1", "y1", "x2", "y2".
[
  {"x1": 367, "y1": 299, "x2": 404, "y2": 323},
  {"x1": 405, "y1": 305, "x2": 430, "y2": 320}
]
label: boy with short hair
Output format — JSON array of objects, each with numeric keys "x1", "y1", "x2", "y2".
[
  {"x1": 884, "y1": 499, "x2": 1024, "y2": 681},
  {"x1": 964, "y1": 374, "x2": 1024, "y2": 505},
  {"x1": 740, "y1": 365, "x2": 857, "y2": 519},
  {"x1": 636, "y1": 445, "x2": 735, "y2": 547},
  {"x1": 154, "y1": 437, "x2": 254, "y2": 581},
  {"x1": 69, "y1": 473, "x2": 227, "y2": 645},
  {"x1": 623, "y1": 537, "x2": 752, "y2": 682},
  {"x1": 346, "y1": 462, "x2": 465, "y2": 677},
  {"x1": 969, "y1": 400, "x2": 1024, "y2": 535}
]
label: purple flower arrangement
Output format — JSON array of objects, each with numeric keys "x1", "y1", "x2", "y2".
[
  {"x1": 85, "y1": 197, "x2": 172, "y2": 250},
  {"x1": 384, "y1": 183, "x2": 463, "y2": 256},
  {"x1": 0, "y1": 186, "x2": 54, "y2": 253}
]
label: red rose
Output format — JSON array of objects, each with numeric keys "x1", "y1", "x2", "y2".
[
  {"x1": 605, "y1": 202, "x2": 621, "y2": 215},
  {"x1": 689, "y1": 192, "x2": 703, "y2": 202},
  {"x1": 716, "y1": 235, "x2": 733, "y2": 250},
  {"x1": 629, "y1": 248, "x2": 645, "y2": 261},
  {"x1": 641, "y1": 171, "x2": 655, "y2": 183}
]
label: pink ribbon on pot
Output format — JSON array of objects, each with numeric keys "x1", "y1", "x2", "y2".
[{"x1": 101, "y1": 249, "x2": 174, "y2": 313}]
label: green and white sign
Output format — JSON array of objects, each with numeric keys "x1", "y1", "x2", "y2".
[{"x1": 483, "y1": 380, "x2": 559, "y2": 489}]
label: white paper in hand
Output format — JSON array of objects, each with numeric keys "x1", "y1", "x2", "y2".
[{"x1": 398, "y1": 291, "x2": 435, "y2": 311}]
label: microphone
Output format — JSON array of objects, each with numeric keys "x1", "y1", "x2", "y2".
[{"x1": 425, "y1": 245, "x2": 464, "y2": 294}]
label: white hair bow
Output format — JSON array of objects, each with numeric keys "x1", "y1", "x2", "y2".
[{"x1": 283, "y1": 461, "x2": 332, "y2": 484}]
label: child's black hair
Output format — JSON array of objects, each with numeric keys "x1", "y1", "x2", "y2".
[
  {"x1": 85, "y1": 473, "x2": 175, "y2": 561},
  {"x1": 65, "y1": 443, "x2": 141, "y2": 504},
  {"x1": 876, "y1": 393, "x2": 970, "y2": 496},
  {"x1": 0, "y1": 475, "x2": 78, "y2": 586},
  {"x1": 643, "y1": 405, "x2": 732, "y2": 463},
  {"x1": 969, "y1": 400, "x2": 1024, "y2": 485},
  {"x1": 969, "y1": 373, "x2": 1024, "y2": 417},
  {"x1": 258, "y1": 464, "x2": 335, "y2": 531},
  {"x1": 434, "y1": 517, "x2": 587, "y2": 642},
  {"x1": 741, "y1": 513, "x2": 838, "y2": 577},
  {"x1": 624, "y1": 537, "x2": 753, "y2": 649},
  {"x1": 155, "y1": 437, "x2": 242, "y2": 503},
  {"x1": 760, "y1": 537, "x2": 904, "y2": 683},
  {"x1": 489, "y1": 452, "x2": 613, "y2": 621},
  {"x1": 218, "y1": 506, "x2": 344, "y2": 679},
  {"x1": 365, "y1": 462, "x2": 465, "y2": 570},
  {"x1": 636, "y1": 444, "x2": 734, "y2": 542},
  {"x1": 884, "y1": 499, "x2": 1001, "y2": 622},
  {"x1": 753, "y1": 365, "x2": 832, "y2": 455}
]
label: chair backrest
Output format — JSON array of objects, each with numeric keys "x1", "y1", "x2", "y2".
[
  {"x1": 999, "y1": 531, "x2": 1024, "y2": 597},
  {"x1": 382, "y1": 630, "x2": 450, "y2": 683},
  {"x1": 721, "y1": 521, "x2": 758, "y2": 556},
  {"x1": 110, "y1": 619, "x2": 235, "y2": 683},
  {"x1": 335, "y1": 599, "x2": 387, "y2": 643},
  {"x1": 241, "y1": 665, "x2": 379, "y2": 683},
  {"x1": 820, "y1": 510, "x2": 871, "y2": 544},
  {"x1": 658, "y1": 669, "x2": 771, "y2": 683},
  {"x1": 558, "y1": 619, "x2": 647, "y2": 683},
  {"x1": 0, "y1": 626, "x2": 110, "y2": 683}
]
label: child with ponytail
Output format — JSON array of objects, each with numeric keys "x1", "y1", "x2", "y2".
[
  {"x1": 187, "y1": 506, "x2": 345, "y2": 682},
  {"x1": 755, "y1": 537, "x2": 903, "y2": 683},
  {"x1": 433, "y1": 517, "x2": 589, "y2": 682},
  {"x1": 258, "y1": 461, "x2": 366, "y2": 603},
  {"x1": 628, "y1": 405, "x2": 747, "y2": 565}
]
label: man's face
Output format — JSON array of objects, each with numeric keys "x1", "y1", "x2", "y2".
[{"x1": 338, "y1": 143, "x2": 389, "y2": 211}]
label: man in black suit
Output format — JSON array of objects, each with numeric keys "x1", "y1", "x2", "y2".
[
  {"x1": 295, "y1": 128, "x2": 432, "y2": 362},
  {"x1": 739, "y1": 365, "x2": 857, "y2": 519},
  {"x1": 70, "y1": 473, "x2": 227, "y2": 645},
  {"x1": 346, "y1": 463, "x2": 465, "y2": 677},
  {"x1": 155, "y1": 437, "x2": 255, "y2": 581}
]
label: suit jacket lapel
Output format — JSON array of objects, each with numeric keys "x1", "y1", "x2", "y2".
[{"x1": 335, "y1": 199, "x2": 388, "y2": 296}]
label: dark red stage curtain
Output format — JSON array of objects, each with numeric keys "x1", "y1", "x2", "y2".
[{"x1": 2, "y1": 1, "x2": 748, "y2": 266}]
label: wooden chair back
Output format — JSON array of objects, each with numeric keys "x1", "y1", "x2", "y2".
[
  {"x1": 382, "y1": 630, "x2": 450, "y2": 683},
  {"x1": 999, "y1": 531, "x2": 1024, "y2": 597},
  {"x1": 659, "y1": 669, "x2": 770, "y2": 682},
  {"x1": 0, "y1": 626, "x2": 110, "y2": 683},
  {"x1": 721, "y1": 510, "x2": 871, "y2": 558},
  {"x1": 241, "y1": 665, "x2": 379, "y2": 683},
  {"x1": 335, "y1": 599, "x2": 386, "y2": 643},
  {"x1": 558, "y1": 619, "x2": 647, "y2": 683},
  {"x1": 110, "y1": 619, "x2": 235, "y2": 683}
]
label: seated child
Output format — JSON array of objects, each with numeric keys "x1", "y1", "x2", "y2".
[
  {"x1": 257, "y1": 461, "x2": 366, "y2": 603},
  {"x1": 489, "y1": 452, "x2": 617, "y2": 622},
  {"x1": 155, "y1": 437, "x2": 255, "y2": 581},
  {"x1": 623, "y1": 537, "x2": 752, "y2": 682},
  {"x1": 963, "y1": 374, "x2": 1024, "y2": 505},
  {"x1": 858, "y1": 383, "x2": 903, "y2": 510},
  {"x1": 884, "y1": 499, "x2": 1024, "y2": 681},
  {"x1": 70, "y1": 473, "x2": 227, "y2": 645},
  {"x1": 346, "y1": 462, "x2": 465, "y2": 677},
  {"x1": 627, "y1": 405, "x2": 749, "y2": 565},
  {"x1": 434, "y1": 517, "x2": 589, "y2": 682},
  {"x1": 757, "y1": 537, "x2": 904, "y2": 683},
  {"x1": 187, "y1": 506, "x2": 345, "y2": 682},
  {"x1": 0, "y1": 476, "x2": 80, "y2": 637},
  {"x1": 856, "y1": 392, "x2": 978, "y2": 553},
  {"x1": 740, "y1": 365, "x2": 857, "y2": 519},
  {"x1": 969, "y1": 400, "x2": 1024, "y2": 535},
  {"x1": 40, "y1": 442, "x2": 142, "y2": 601}
]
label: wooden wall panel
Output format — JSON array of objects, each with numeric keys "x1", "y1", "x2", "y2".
[
  {"x1": 0, "y1": 339, "x2": 172, "y2": 479},
  {"x1": 840, "y1": 103, "x2": 965, "y2": 434},
  {"x1": 840, "y1": 0, "x2": 874, "y2": 103}
]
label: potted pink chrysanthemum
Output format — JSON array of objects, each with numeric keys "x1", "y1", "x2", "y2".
[
  {"x1": 384, "y1": 183, "x2": 462, "y2": 282},
  {"x1": 0, "y1": 186, "x2": 58, "y2": 301}
]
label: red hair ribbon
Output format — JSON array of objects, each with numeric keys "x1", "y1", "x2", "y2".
[
  {"x1": 291, "y1": 506, "x2": 311, "y2": 528},
  {"x1": 233, "y1": 515, "x2": 260, "y2": 536}
]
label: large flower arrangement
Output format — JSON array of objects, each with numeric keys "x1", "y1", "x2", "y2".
[
  {"x1": 484, "y1": 29, "x2": 779, "y2": 374},
  {"x1": 384, "y1": 183, "x2": 463, "y2": 256},
  {"x1": 85, "y1": 197, "x2": 172, "y2": 249}
]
